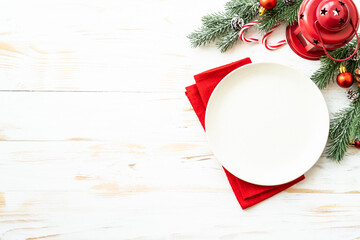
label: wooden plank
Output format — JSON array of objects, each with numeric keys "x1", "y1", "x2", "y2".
[
  {"x1": 0, "y1": 91, "x2": 204, "y2": 141},
  {"x1": 0, "y1": 89, "x2": 352, "y2": 142},
  {"x1": 0, "y1": 139, "x2": 359, "y2": 193},
  {"x1": 0, "y1": 0, "x2": 325, "y2": 92},
  {"x1": 0, "y1": 91, "x2": 358, "y2": 193},
  {"x1": 0, "y1": 138, "x2": 358, "y2": 238},
  {"x1": 0, "y1": 190, "x2": 359, "y2": 239}
]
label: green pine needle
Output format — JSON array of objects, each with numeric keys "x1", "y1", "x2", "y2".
[
  {"x1": 225, "y1": 0, "x2": 259, "y2": 22},
  {"x1": 311, "y1": 38, "x2": 359, "y2": 89},
  {"x1": 201, "y1": 12, "x2": 233, "y2": 29},
  {"x1": 187, "y1": 0, "x2": 258, "y2": 51},
  {"x1": 188, "y1": 0, "x2": 304, "y2": 52},
  {"x1": 257, "y1": 0, "x2": 302, "y2": 33},
  {"x1": 311, "y1": 38, "x2": 360, "y2": 162},
  {"x1": 327, "y1": 92, "x2": 360, "y2": 162},
  {"x1": 188, "y1": 12, "x2": 233, "y2": 48},
  {"x1": 216, "y1": 29, "x2": 240, "y2": 52}
]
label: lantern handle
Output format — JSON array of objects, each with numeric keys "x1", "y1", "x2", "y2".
[{"x1": 315, "y1": 19, "x2": 359, "y2": 62}]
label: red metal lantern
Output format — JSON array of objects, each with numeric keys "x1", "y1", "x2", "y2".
[{"x1": 286, "y1": 0, "x2": 359, "y2": 61}]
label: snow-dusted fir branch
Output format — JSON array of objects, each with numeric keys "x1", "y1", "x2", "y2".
[
  {"x1": 257, "y1": 0, "x2": 301, "y2": 33},
  {"x1": 188, "y1": 12, "x2": 234, "y2": 49},
  {"x1": 188, "y1": 0, "x2": 258, "y2": 52},
  {"x1": 311, "y1": 38, "x2": 360, "y2": 89},
  {"x1": 188, "y1": 0, "x2": 301, "y2": 52},
  {"x1": 327, "y1": 90, "x2": 360, "y2": 162}
]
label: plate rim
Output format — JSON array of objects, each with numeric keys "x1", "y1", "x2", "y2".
[{"x1": 204, "y1": 62, "x2": 329, "y2": 186}]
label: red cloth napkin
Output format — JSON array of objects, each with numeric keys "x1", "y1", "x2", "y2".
[{"x1": 185, "y1": 58, "x2": 305, "y2": 209}]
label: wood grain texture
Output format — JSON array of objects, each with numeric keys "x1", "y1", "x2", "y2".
[{"x1": 0, "y1": 0, "x2": 359, "y2": 239}]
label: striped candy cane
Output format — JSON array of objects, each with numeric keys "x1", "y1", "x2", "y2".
[
  {"x1": 261, "y1": 24, "x2": 287, "y2": 51},
  {"x1": 239, "y1": 20, "x2": 261, "y2": 43}
]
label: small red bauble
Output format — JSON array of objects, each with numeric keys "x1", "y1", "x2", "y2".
[
  {"x1": 355, "y1": 139, "x2": 360, "y2": 149},
  {"x1": 259, "y1": 0, "x2": 277, "y2": 10},
  {"x1": 337, "y1": 72, "x2": 354, "y2": 88}
]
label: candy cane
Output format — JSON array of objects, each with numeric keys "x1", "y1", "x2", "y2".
[
  {"x1": 261, "y1": 24, "x2": 287, "y2": 51},
  {"x1": 239, "y1": 20, "x2": 260, "y2": 43}
]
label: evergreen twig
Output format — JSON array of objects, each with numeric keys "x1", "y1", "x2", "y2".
[
  {"x1": 216, "y1": 29, "x2": 241, "y2": 52},
  {"x1": 188, "y1": 12, "x2": 233, "y2": 48},
  {"x1": 311, "y1": 39, "x2": 359, "y2": 89},
  {"x1": 257, "y1": 0, "x2": 302, "y2": 33},
  {"x1": 188, "y1": 0, "x2": 303, "y2": 52},
  {"x1": 187, "y1": 0, "x2": 257, "y2": 51},
  {"x1": 327, "y1": 88, "x2": 360, "y2": 162},
  {"x1": 225, "y1": 0, "x2": 259, "y2": 22}
]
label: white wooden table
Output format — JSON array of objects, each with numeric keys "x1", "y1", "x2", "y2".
[{"x1": 0, "y1": 0, "x2": 360, "y2": 239}]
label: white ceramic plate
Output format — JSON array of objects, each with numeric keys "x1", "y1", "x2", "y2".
[{"x1": 205, "y1": 63, "x2": 329, "y2": 186}]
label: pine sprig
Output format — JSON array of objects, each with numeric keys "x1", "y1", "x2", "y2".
[
  {"x1": 188, "y1": 0, "x2": 304, "y2": 52},
  {"x1": 311, "y1": 38, "x2": 360, "y2": 162},
  {"x1": 202, "y1": 12, "x2": 233, "y2": 29},
  {"x1": 311, "y1": 60, "x2": 341, "y2": 90},
  {"x1": 257, "y1": 0, "x2": 302, "y2": 33},
  {"x1": 225, "y1": 0, "x2": 259, "y2": 22},
  {"x1": 187, "y1": 0, "x2": 258, "y2": 51},
  {"x1": 216, "y1": 29, "x2": 241, "y2": 52},
  {"x1": 188, "y1": 12, "x2": 233, "y2": 48},
  {"x1": 311, "y1": 38, "x2": 359, "y2": 89},
  {"x1": 327, "y1": 89, "x2": 360, "y2": 162}
]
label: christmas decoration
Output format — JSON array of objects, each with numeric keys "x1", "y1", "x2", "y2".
[
  {"x1": 349, "y1": 48, "x2": 360, "y2": 61},
  {"x1": 336, "y1": 64, "x2": 354, "y2": 88},
  {"x1": 262, "y1": 24, "x2": 287, "y2": 50},
  {"x1": 231, "y1": 17, "x2": 245, "y2": 30},
  {"x1": 259, "y1": 0, "x2": 277, "y2": 16},
  {"x1": 286, "y1": 0, "x2": 359, "y2": 61},
  {"x1": 347, "y1": 88, "x2": 360, "y2": 102},
  {"x1": 354, "y1": 68, "x2": 360, "y2": 87},
  {"x1": 356, "y1": 139, "x2": 360, "y2": 148},
  {"x1": 283, "y1": 0, "x2": 296, "y2": 6},
  {"x1": 239, "y1": 20, "x2": 261, "y2": 43},
  {"x1": 326, "y1": 91, "x2": 360, "y2": 162},
  {"x1": 311, "y1": 38, "x2": 359, "y2": 89},
  {"x1": 238, "y1": 20, "x2": 287, "y2": 49},
  {"x1": 188, "y1": 0, "x2": 360, "y2": 162},
  {"x1": 188, "y1": 0, "x2": 301, "y2": 52},
  {"x1": 311, "y1": 38, "x2": 360, "y2": 162},
  {"x1": 349, "y1": 138, "x2": 360, "y2": 149},
  {"x1": 309, "y1": 36, "x2": 360, "y2": 161}
]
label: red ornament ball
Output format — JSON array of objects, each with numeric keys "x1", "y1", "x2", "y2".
[
  {"x1": 260, "y1": 0, "x2": 277, "y2": 10},
  {"x1": 337, "y1": 72, "x2": 354, "y2": 88},
  {"x1": 355, "y1": 139, "x2": 360, "y2": 149}
]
